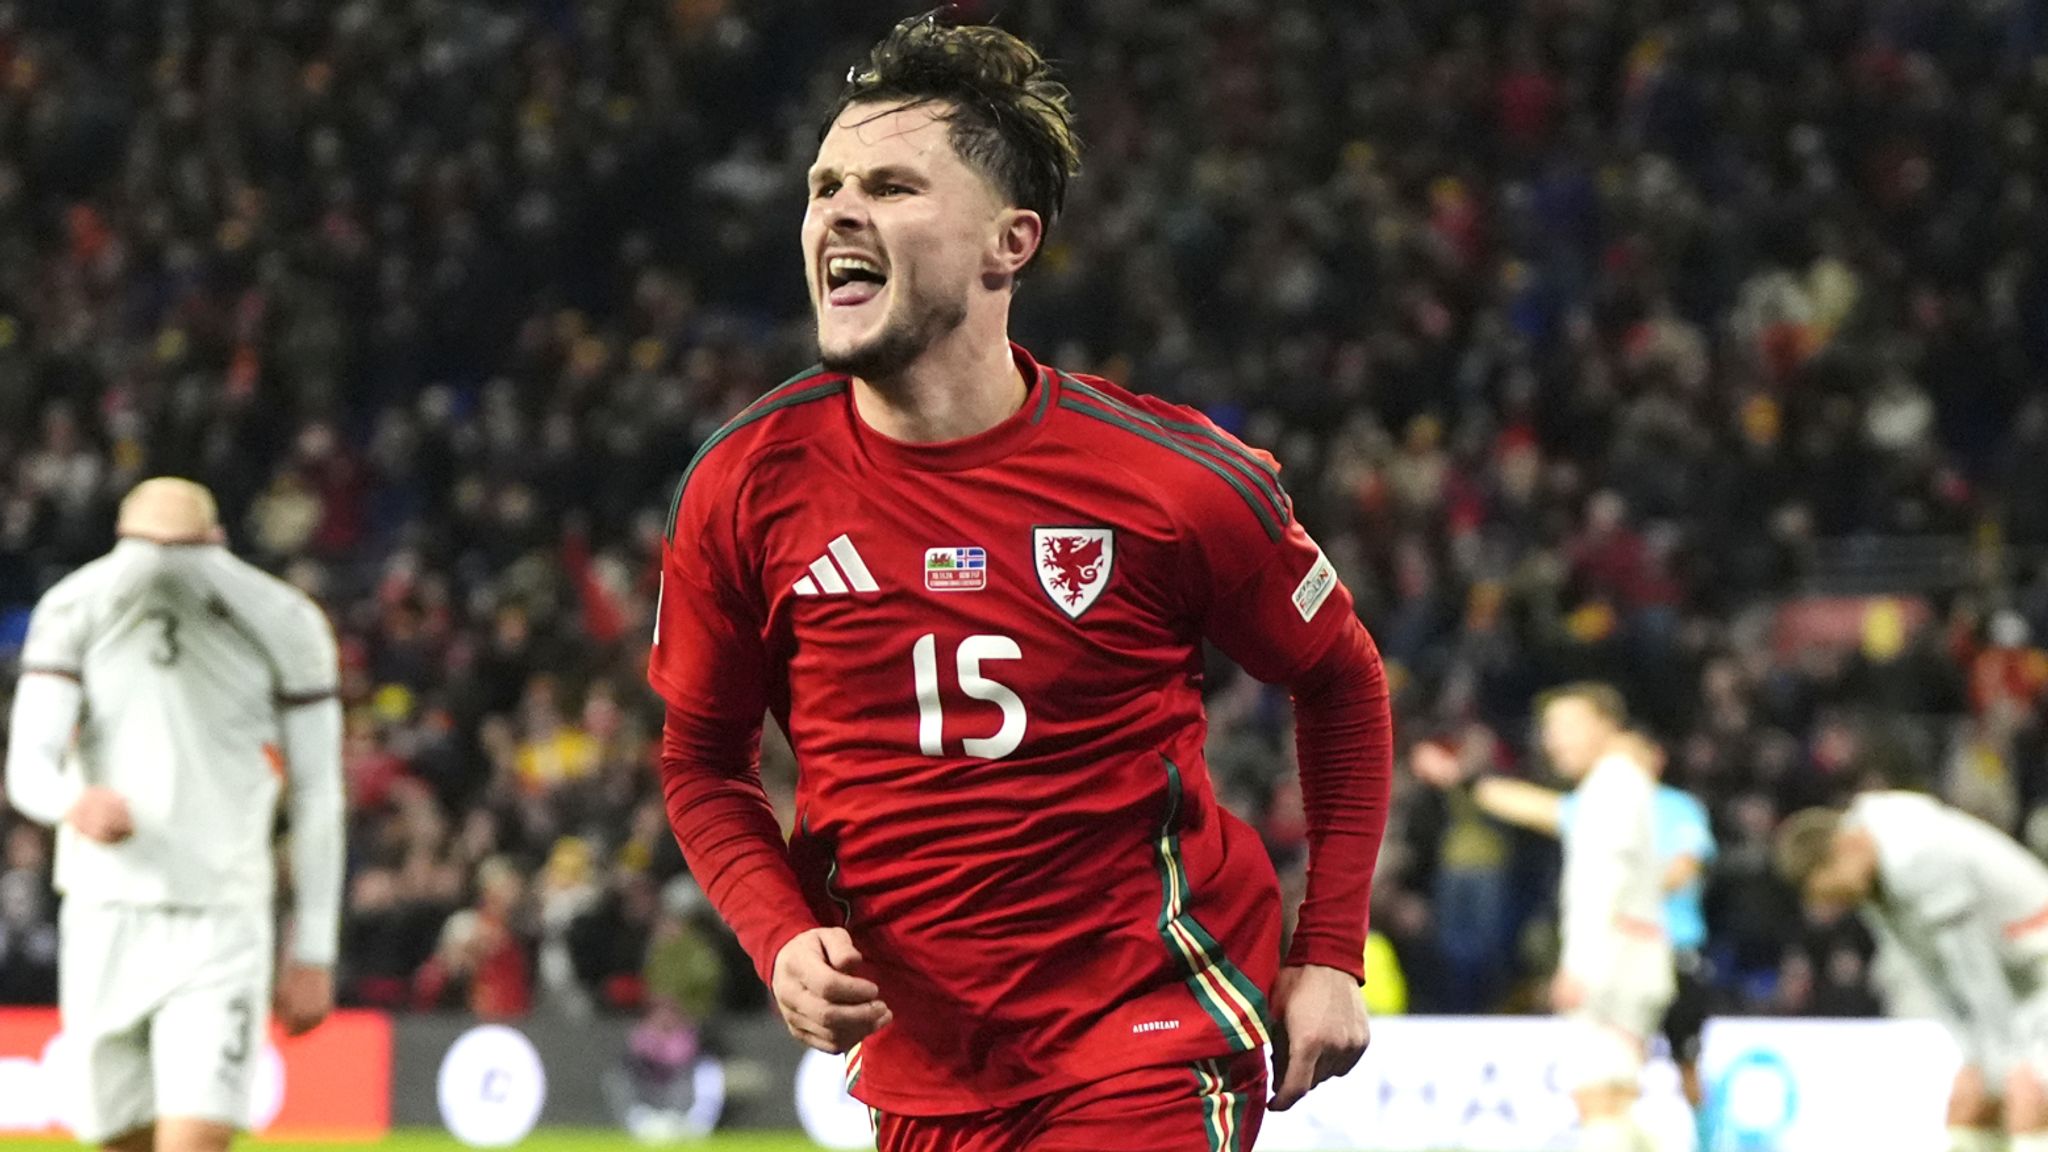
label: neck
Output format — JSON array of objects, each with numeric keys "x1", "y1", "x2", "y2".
[
  {"x1": 851, "y1": 328, "x2": 1027, "y2": 444},
  {"x1": 117, "y1": 531, "x2": 216, "y2": 547}
]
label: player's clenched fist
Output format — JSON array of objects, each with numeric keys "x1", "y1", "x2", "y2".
[
  {"x1": 274, "y1": 962, "x2": 335, "y2": 1037},
  {"x1": 1268, "y1": 963, "x2": 1372, "y2": 1111},
  {"x1": 772, "y1": 927, "x2": 892, "y2": 1054},
  {"x1": 65, "y1": 786, "x2": 134, "y2": 844}
]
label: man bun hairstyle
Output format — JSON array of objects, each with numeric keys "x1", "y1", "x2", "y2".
[{"x1": 826, "y1": 9, "x2": 1081, "y2": 246}]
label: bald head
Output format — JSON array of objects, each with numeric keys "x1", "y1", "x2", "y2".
[{"x1": 117, "y1": 478, "x2": 223, "y2": 545}]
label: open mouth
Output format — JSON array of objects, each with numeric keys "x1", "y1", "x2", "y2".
[{"x1": 825, "y1": 254, "x2": 888, "y2": 307}]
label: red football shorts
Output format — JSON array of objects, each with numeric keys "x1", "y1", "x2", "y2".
[{"x1": 871, "y1": 1050, "x2": 1267, "y2": 1152}]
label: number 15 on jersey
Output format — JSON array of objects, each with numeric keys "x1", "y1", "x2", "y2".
[{"x1": 911, "y1": 634, "x2": 1025, "y2": 760}]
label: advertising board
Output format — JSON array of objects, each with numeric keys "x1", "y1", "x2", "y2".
[{"x1": 0, "y1": 1007, "x2": 391, "y2": 1141}]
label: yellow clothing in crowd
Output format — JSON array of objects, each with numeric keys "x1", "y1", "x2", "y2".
[
  {"x1": 517, "y1": 726, "x2": 600, "y2": 791},
  {"x1": 1362, "y1": 931, "x2": 1407, "y2": 1016}
]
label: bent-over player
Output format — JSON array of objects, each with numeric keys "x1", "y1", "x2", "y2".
[{"x1": 1777, "y1": 792, "x2": 2048, "y2": 1152}]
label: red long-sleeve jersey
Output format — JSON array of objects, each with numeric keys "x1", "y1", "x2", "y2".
[{"x1": 649, "y1": 345, "x2": 1391, "y2": 1115}]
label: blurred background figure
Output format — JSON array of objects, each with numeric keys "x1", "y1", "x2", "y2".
[
  {"x1": 1409, "y1": 731, "x2": 1514, "y2": 1013},
  {"x1": 535, "y1": 835, "x2": 602, "y2": 1019},
  {"x1": 0, "y1": 823, "x2": 58, "y2": 1004},
  {"x1": 413, "y1": 855, "x2": 533, "y2": 1020},
  {"x1": 1776, "y1": 794, "x2": 2048, "y2": 1152},
  {"x1": 605, "y1": 878, "x2": 729, "y2": 1142}
]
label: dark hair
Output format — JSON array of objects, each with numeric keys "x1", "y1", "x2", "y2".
[{"x1": 823, "y1": 10, "x2": 1081, "y2": 243}]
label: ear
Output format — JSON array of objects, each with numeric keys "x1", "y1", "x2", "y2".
[{"x1": 986, "y1": 207, "x2": 1044, "y2": 283}]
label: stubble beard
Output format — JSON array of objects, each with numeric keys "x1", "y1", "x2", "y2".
[{"x1": 818, "y1": 278, "x2": 970, "y2": 383}]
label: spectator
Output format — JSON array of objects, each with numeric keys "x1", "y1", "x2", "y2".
[
  {"x1": 644, "y1": 879, "x2": 727, "y2": 1026},
  {"x1": 515, "y1": 677, "x2": 600, "y2": 795},
  {"x1": 1409, "y1": 731, "x2": 1516, "y2": 1013},
  {"x1": 341, "y1": 863, "x2": 454, "y2": 1010},
  {"x1": 0, "y1": 824, "x2": 56, "y2": 1003},
  {"x1": 535, "y1": 836, "x2": 603, "y2": 1018},
  {"x1": 413, "y1": 856, "x2": 533, "y2": 1020},
  {"x1": 603, "y1": 879, "x2": 730, "y2": 1141}
]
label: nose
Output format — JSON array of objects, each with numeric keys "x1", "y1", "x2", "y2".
[
  {"x1": 824, "y1": 179, "x2": 875, "y2": 234},
  {"x1": 826, "y1": 197, "x2": 869, "y2": 236}
]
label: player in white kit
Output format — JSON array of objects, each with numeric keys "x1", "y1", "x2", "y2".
[
  {"x1": 1540, "y1": 684, "x2": 1675, "y2": 1152},
  {"x1": 3, "y1": 479, "x2": 343, "y2": 1152},
  {"x1": 1777, "y1": 792, "x2": 2048, "y2": 1152}
]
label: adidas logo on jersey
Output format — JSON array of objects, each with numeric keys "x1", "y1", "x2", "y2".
[{"x1": 793, "y1": 535, "x2": 879, "y2": 596}]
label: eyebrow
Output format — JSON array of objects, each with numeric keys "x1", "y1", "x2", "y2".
[{"x1": 806, "y1": 163, "x2": 928, "y2": 189}]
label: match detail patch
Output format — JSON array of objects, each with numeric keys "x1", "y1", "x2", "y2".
[
  {"x1": 924, "y1": 547, "x2": 987, "y2": 592},
  {"x1": 1292, "y1": 549, "x2": 1337, "y2": 622}
]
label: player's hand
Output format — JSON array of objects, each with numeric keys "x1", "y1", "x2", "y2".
[
  {"x1": 1550, "y1": 970, "x2": 1586, "y2": 1012},
  {"x1": 274, "y1": 963, "x2": 335, "y2": 1036},
  {"x1": 65, "y1": 787, "x2": 135, "y2": 844},
  {"x1": 1269, "y1": 963, "x2": 1370, "y2": 1111},
  {"x1": 771, "y1": 927, "x2": 892, "y2": 1054}
]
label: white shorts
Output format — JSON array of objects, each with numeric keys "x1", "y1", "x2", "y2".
[
  {"x1": 58, "y1": 901, "x2": 272, "y2": 1142},
  {"x1": 1974, "y1": 988, "x2": 2048, "y2": 1088},
  {"x1": 1564, "y1": 1014, "x2": 1655, "y2": 1092},
  {"x1": 1563, "y1": 945, "x2": 1675, "y2": 1091}
]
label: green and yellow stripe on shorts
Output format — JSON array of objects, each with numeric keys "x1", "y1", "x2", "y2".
[
  {"x1": 1193, "y1": 1057, "x2": 1253, "y2": 1152},
  {"x1": 1154, "y1": 758, "x2": 1272, "y2": 1051},
  {"x1": 844, "y1": 1040, "x2": 864, "y2": 1093}
]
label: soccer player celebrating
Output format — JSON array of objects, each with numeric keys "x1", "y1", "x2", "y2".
[
  {"x1": 1536, "y1": 686, "x2": 1675, "y2": 1152},
  {"x1": 648, "y1": 11, "x2": 1393, "y2": 1150},
  {"x1": 5, "y1": 478, "x2": 344, "y2": 1152},
  {"x1": 1777, "y1": 793, "x2": 2048, "y2": 1152}
]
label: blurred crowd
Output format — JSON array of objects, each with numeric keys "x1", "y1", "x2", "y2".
[{"x1": 3, "y1": 0, "x2": 2048, "y2": 1026}]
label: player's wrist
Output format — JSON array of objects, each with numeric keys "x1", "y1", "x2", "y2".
[
  {"x1": 62, "y1": 783, "x2": 118, "y2": 831},
  {"x1": 1285, "y1": 941, "x2": 1367, "y2": 984},
  {"x1": 1288, "y1": 962, "x2": 1363, "y2": 986},
  {"x1": 763, "y1": 921, "x2": 826, "y2": 987}
]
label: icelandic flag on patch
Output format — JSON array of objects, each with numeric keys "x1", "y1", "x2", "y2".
[{"x1": 925, "y1": 547, "x2": 987, "y2": 591}]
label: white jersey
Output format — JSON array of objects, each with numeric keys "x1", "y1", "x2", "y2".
[
  {"x1": 16, "y1": 539, "x2": 338, "y2": 909},
  {"x1": 1558, "y1": 751, "x2": 1669, "y2": 990},
  {"x1": 1850, "y1": 791, "x2": 2048, "y2": 1055}
]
